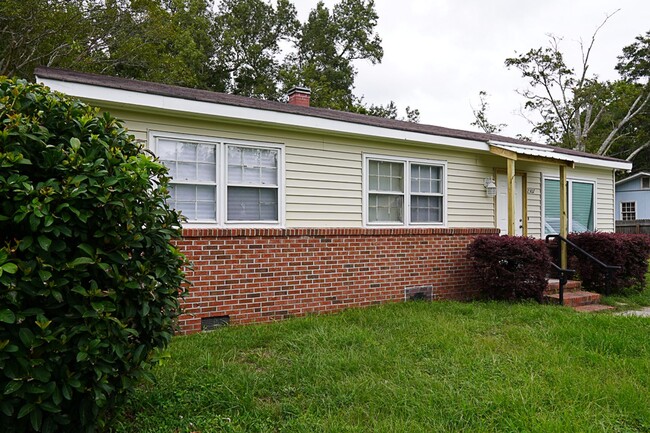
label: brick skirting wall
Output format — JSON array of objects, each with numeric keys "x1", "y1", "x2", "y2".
[{"x1": 174, "y1": 227, "x2": 499, "y2": 333}]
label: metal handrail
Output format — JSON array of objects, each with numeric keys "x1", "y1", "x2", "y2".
[
  {"x1": 548, "y1": 262, "x2": 575, "y2": 305},
  {"x1": 545, "y1": 234, "x2": 620, "y2": 295}
]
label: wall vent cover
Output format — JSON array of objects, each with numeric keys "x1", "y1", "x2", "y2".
[
  {"x1": 405, "y1": 285, "x2": 433, "y2": 301},
  {"x1": 201, "y1": 315, "x2": 230, "y2": 331}
]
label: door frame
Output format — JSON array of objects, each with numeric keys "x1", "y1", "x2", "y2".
[{"x1": 494, "y1": 168, "x2": 528, "y2": 236}]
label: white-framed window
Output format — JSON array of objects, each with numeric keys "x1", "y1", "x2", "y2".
[
  {"x1": 151, "y1": 131, "x2": 283, "y2": 226},
  {"x1": 621, "y1": 202, "x2": 636, "y2": 221},
  {"x1": 543, "y1": 177, "x2": 595, "y2": 235},
  {"x1": 642, "y1": 177, "x2": 650, "y2": 189},
  {"x1": 364, "y1": 155, "x2": 446, "y2": 226}
]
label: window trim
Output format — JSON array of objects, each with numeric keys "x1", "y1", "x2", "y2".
[
  {"x1": 541, "y1": 175, "x2": 597, "y2": 235},
  {"x1": 642, "y1": 177, "x2": 650, "y2": 189},
  {"x1": 149, "y1": 130, "x2": 285, "y2": 228},
  {"x1": 362, "y1": 154, "x2": 447, "y2": 227},
  {"x1": 620, "y1": 201, "x2": 637, "y2": 221}
]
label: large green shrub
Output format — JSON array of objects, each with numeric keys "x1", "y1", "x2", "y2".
[{"x1": 0, "y1": 78, "x2": 186, "y2": 432}]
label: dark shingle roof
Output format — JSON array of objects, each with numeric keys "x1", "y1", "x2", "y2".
[{"x1": 34, "y1": 67, "x2": 625, "y2": 165}]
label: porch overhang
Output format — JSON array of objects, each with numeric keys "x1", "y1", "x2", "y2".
[
  {"x1": 487, "y1": 141, "x2": 573, "y2": 266},
  {"x1": 488, "y1": 142, "x2": 575, "y2": 168}
]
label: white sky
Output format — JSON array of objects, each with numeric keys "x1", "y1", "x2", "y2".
[{"x1": 291, "y1": 0, "x2": 650, "y2": 141}]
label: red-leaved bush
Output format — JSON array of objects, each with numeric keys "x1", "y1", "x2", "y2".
[
  {"x1": 566, "y1": 232, "x2": 650, "y2": 294},
  {"x1": 468, "y1": 235, "x2": 551, "y2": 302}
]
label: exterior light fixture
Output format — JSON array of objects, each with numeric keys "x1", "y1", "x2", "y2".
[{"x1": 484, "y1": 177, "x2": 497, "y2": 198}]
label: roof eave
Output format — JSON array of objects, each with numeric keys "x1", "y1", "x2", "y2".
[
  {"x1": 615, "y1": 171, "x2": 650, "y2": 185},
  {"x1": 37, "y1": 76, "x2": 490, "y2": 152},
  {"x1": 36, "y1": 73, "x2": 631, "y2": 171}
]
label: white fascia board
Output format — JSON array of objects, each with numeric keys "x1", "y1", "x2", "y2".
[
  {"x1": 554, "y1": 154, "x2": 630, "y2": 171},
  {"x1": 38, "y1": 78, "x2": 489, "y2": 153},
  {"x1": 489, "y1": 140, "x2": 632, "y2": 171},
  {"x1": 615, "y1": 171, "x2": 650, "y2": 185}
]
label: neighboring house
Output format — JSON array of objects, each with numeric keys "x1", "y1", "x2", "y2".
[
  {"x1": 35, "y1": 68, "x2": 632, "y2": 333},
  {"x1": 615, "y1": 172, "x2": 650, "y2": 221}
]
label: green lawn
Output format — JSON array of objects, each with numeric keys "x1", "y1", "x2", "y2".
[
  {"x1": 111, "y1": 296, "x2": 650, "y2": 433},
  {"x1": 602, "y1": 287, "x2": 650, "y2": 311}
]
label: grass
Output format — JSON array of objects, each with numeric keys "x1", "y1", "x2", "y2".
[
  {"x1": 111, "y1": 296, "x2": 650, "y2": 433},
  {"x1": 602, "y1": 287, "x2": 650, "y2": 310},
  {"x1": 601, "y1": 267, "x2": 650, "y2": 310}
]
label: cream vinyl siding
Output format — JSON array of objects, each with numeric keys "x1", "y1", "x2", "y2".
[{"x1": 105, "y1": 108, "x2": 614, "y2": 232}]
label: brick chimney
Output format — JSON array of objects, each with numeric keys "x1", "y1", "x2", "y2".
[{"x1": 287, "y1": 86, "x2": 311, "y2": 107}]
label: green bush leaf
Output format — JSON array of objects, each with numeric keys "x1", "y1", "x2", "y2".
[
  {"x1": 0, "y1": 309, "x2": 16, "y2": 324},
  {"x1": 70, "y1": 137, "x2": 81, "y2": 150},
  {"x1": 29, "y1": 407, "x2": 42, "y2": 431},
  {"x1": 17, "y1": 403, "x2": 34, "y2": 419},
  {"x1": 4, "y1": 380, "x2": 22, "y2": 395},
  {"x1": 37, "y1": 236, "x2": 51, "y2": 252},
  {"x1": 18, "y1": 328, "x2": 35, "y2": 347},
  {"x1": 1, "y1": 263, "x2": 18, "y2": 274},
  {"x1": 0, "y1": 400, "x2": 13, "y2": 416},
  {"x1": 68, "y1": 257, "x2": 94, "y2": 267}
]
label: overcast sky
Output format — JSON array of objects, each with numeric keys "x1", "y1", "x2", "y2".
[{"x1": 291, "y1": 0, "x2": 650, "y2": 141}]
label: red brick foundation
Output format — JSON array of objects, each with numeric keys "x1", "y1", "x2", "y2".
[{"x1": 174, "y1": 227, "x2": 498, "y2": 333}]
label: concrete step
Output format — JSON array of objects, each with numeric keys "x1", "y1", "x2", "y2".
[
  {"x1": 544, "y1": 290, "x2": 601, "y2": 307},
  {"x1": 573, "y1": 304, "x2": 616, "y2": 313},
  {"x1": 545, "y1": 278, "x2": 582, "y2": 294}
]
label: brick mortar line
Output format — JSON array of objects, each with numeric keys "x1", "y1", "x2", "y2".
[{"x1": 181, "y1": 227, "x2": 499, "y2": 238}]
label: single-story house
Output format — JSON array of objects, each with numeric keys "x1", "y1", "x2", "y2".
[
  {"x1": 615, "y1": 171, "x2": 650, "y2": 221},
  {"x1": 35, "y1": 67, "x2": 632, "y2": 333}
]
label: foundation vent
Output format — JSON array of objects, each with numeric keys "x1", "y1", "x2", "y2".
[
  {"x1": 405, "y1": 285, "x2": 433, "y2": 301},
  {"x1": 201, "y1": 315, "x2": 230, "y2": 331}
]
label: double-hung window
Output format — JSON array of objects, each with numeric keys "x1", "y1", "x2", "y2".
[
  {"x1": 621, "y1": 202, "x2": 636, "y2": 221},
  {"x1": 365, "y1": 155, "x2": 446, "y2": 226},
  {"x1": 152, "y1": 132, "x2": 282, "y2": 225},
  {"x1": 543, "y1": 177, "x2": 595, "y2": 235}
]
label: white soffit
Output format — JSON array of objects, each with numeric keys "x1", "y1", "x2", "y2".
[
  {"x1": 489, "y1": 141, "x2": 632, "y2": 171},
  {"x1": 38, "y1": 78, "x2": 487, "y2": 152}
]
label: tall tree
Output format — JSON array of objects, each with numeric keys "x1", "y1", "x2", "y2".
[
  {"x1": 209, "y1": 0, "x2": 299, "y2": 98},
  {"x1": 0, "y1": 0, "x2": 92, "y2": 77},
  {"x1": 282, "y1": 0, "x2": 383, "y2": 111},
  {"x1": 0, "y1": 0, "x2": 215, "y2": 88},
  {"x1": 1, "y1": 0, "x2": 414, "y2": 119},
  {"x1": 614, "y1": 30, "x2": 650, "y2": 168},
  {"x1": 84, "y1": 0, "x2": 214, "y2": 88},
  {"x1": 504, "y1": 15, "x2": 650, "y2": 158}
]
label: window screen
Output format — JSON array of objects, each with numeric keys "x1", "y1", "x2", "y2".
[
  {"x1": 158, "y1": 139, "x2": 217, "y2": 222},
  {"x1": 227, "y1": 146, "x2": 279, "y2": 222},
  {"x1": 410, "y1": 164, "x2": 442, "y2": 223},
  {"x1": 368, "y1": 160, "x2": 404, "y2": 223}
]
